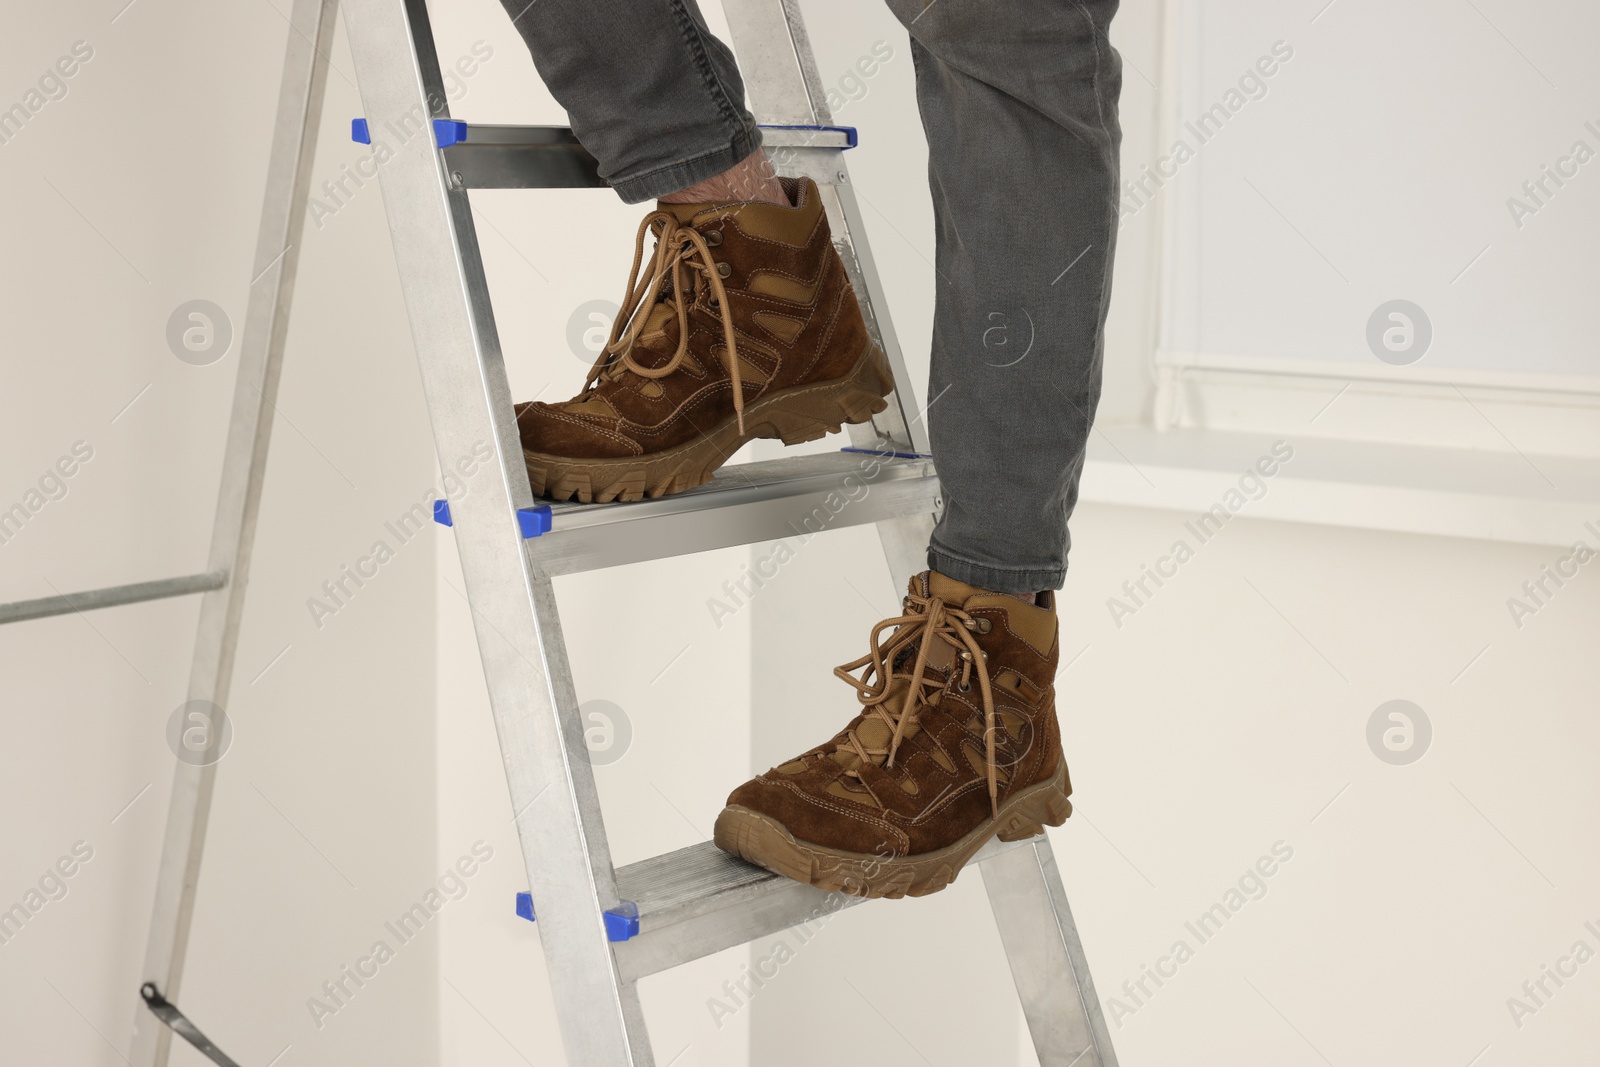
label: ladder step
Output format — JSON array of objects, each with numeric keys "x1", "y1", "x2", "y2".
[
  {"x1": 347, "y1": 121, "x2": 855, "y2": 189},
  {"x1": 523, "y1": 450, "x2": 937, "y2": 575},
  {"x1": 605, "y1": 835, "x2": 1034, "y2": 982},
  {"x1": 442, "y1": 124, "x2": 601, "y2": 190}
]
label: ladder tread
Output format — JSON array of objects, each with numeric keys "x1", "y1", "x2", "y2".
[
  {"x1": 608, "y1": 835, "x2": 1037, "y2": 981},
  {"x1": 617, "y1": 841, "x2": 784, "y2": 922},
  {"x1": 528, "y1": 449, "x2": 937, "y2": 574}
]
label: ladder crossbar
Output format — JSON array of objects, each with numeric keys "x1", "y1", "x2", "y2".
[{"x1": 0, "y1": 571, "x2": 227, "y2": 626}]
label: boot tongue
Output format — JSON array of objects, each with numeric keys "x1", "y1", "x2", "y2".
[
  {"x1": 611, "y1": 203, "x2": 719, "y2": 352},
  {"x1": 827, "y1": 680, "x2": 918, "y2": 767},
  {"x1": 926, "y1": 570, "x2": 993, "y2": 605},
  {"x1": 922, "y1": 569, "x2": 1056, "y2": 655},
  {"x1": 636, "y1": 302, "x2": 677, "y2": 342}
]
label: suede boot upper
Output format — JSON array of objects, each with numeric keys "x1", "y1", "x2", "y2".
[{"x1": 723, "y1": 570, "x2": 1067, "y2": 861}]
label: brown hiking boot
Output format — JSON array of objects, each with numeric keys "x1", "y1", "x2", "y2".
[
  {"x1": 515, "y1": 176, "x2": 894, "y2": 503},
  {"x1": 714, "y1": 570, "x2": 1072, "y2": 899}
]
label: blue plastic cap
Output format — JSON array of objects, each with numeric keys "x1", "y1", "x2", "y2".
[
  {"x1": 513, "y1": 893, "x2": 637, "y2": 941},
  {"x1": 351, "y1": 118, "x2": 371, "y2": 144},
  {"x1": 841, "y1": 446, "x2": 929, "y2": 460},
  {"x1": 757, "y1": 123, "x2": 857, "y2": 149},
  {"x1": 604, "y1": 902, "x2": 640, "y2": 942},
  {"x1": 517, "y1": 505, "x2": 553, "y2": 538},
  {"x1": 433, "y1": 119, "x2": 468, "y2": 148},
  {"x1": 433, "y1": 500, "x2": 453, "y2": 527}
]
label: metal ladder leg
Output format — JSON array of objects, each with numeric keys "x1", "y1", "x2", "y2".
[
  {"x1": 129, "y1": 1, "x2": 339, "y2": 1062},
  {"x1": 718, "y1": 3, "x2": 1121, "y2": 1063},
  {"x1": 340, "y1": 1, "x2": 652, "y2": 1063},
  {"x1": 984, "y1": 838, "x2": 1121, "y2": 1067}
]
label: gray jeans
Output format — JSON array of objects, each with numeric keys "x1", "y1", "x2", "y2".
[{"x1": 499, "y1": 0, "x2": 1122, "y2": 594}]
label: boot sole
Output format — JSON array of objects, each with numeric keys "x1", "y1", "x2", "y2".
[
  {"x1": 712, "y1": 759, "x2": 1072, "y2": 900},
  {"x1": 524, "y1": 341, "x2": 895, "y2": 504}
]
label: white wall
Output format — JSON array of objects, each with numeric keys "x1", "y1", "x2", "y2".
[
  {"x1": 0, "y1": 3, "x2": 439, "y2": 1065},
  {"x1": 1052, "y1": 497, "x2": 1600, "y2": 1065},
  {"x1": 1156, "y1": 0, "x2": 1600, "y2": 378}
]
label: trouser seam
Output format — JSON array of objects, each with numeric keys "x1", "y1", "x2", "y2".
[
  {"x1": 1073, "y1": 0, "x2": 1121, "y2": 370},
  {"x1": 917, "y1": 2, "x2": 1120, "y2": 585},
  {"x1": 667, "y1": 0, "x2": 747, "y2": 145}
]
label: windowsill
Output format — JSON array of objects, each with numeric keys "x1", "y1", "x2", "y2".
[{"x1": 1080, "y1": 426, "x2": 1600, "y2": 547}]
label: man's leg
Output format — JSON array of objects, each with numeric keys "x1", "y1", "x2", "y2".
[
  {"x1": 892, "y1": 0, "x2": 1123, "y2": 595},
  {"x1": 496, "y1": 0, "x2": 783, "y2": 204},
  {"x1": 715, "y1": 2, "x2": 1121, "y2": 897},
  {"x1": 498, "y1": 0, "x2": 896, "y2": 503}
]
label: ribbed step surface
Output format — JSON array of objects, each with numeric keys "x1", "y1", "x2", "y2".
[
  {"x1": 527, "y1": 450, "x2": 938, "y2": 575},
  {"x1": 610, "y1": 835, "x2": 1031, "y2": 981}
]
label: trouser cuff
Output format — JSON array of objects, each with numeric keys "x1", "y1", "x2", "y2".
[
  {"x1": 606, "y1": 123, "x2": 765, "y2": 204},
  {"x1": 927, "y1": 545, "x2": 1064, "y2": 595}
]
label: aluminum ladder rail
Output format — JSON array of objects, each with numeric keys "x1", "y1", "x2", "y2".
[{"x1": 129, "y1": 2, "x2": 341, "y2": 1062}]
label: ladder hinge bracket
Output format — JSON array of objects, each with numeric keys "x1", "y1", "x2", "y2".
[{"x1": 139, "y1": 983, "x2": 243, "y2": 1067}]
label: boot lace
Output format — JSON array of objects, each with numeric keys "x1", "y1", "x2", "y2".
[
  {"x1": 583, "y1": 211, "x2": 747, "y2": 432},
  {"x1": 832, "y1": 593, "x2": 1000, "y2": 817}
]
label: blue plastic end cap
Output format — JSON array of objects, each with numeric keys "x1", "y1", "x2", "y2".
[
  {"x1": 517, "y1": 505, "x2": 553, "y2": 538},
  {"x1": 351, "y1": 118, "x2": 371, "y2": 144},
  {"x1": 840, "y1": 445, "x2": 928, "y2": 460},
  {"x1": 433, "y1": 118, "x2": 468, "y2": 148},
  {"x1": 604, "y1": 902, "x2": 640, "y2": 942},
  {"x1": 515, "y1": 892, "x2": 635, "y2": 939},
  {"x1": 757, "y1": 122, "x2": 856, "y2": 149},
  {"x1": 433, "y1": 500, "x2": 453, "y2": 527}
]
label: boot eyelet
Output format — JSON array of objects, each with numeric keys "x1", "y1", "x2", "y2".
[
  {"x1": 965, "y1": 618, "x2": 993, "y2": 634},
  {"x1": 715, "y1": 261, "x2": 732, "y2": 278},
  {"x1": 704, "y1": 229, "x2": 723, "y2": 246}
]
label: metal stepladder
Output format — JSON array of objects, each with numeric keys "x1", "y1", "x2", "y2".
[{"x1": 108, "y1": 0, "x2": 1123, "y2": 1063}]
